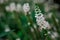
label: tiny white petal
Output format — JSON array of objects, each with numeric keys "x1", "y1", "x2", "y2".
[
  {"x1": 44, "y1": 34, "x2": 47, "y2": 35},
  {"x1": 48, "y1": 31, "x2": 51, "y2": 34},
  {"x1": 5, "y1": 25, "x2": 10, "y2": 32},
  {"x1": 51, "y1": 32, "x2": 59, "y2": 39},
  {"x1": 5, "y1": 28, "x2": 10, "y2": 32},
  {"x1": 48, "y1": 12, "x2": 52, "y2": 18},
  {"x1": 35, "y1": 5, "x2": 51, "y2": 31},
  {"x1": 51, "y1": 35, "x2": 55, "y2": 39},
  {"x1": 53, "y1": 32, "x2": 59, "y2": 37}
]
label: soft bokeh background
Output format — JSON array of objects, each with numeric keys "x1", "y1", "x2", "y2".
[{"x1": 0, "y1": 0, "x2": 60, "y2": 40}]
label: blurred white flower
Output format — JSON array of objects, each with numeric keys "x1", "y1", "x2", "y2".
[
  {"x1": 48, "y1": 31, "x2": 51, "y2": 34},
  {"x1": 35, "y1": 13, "x2": 45, "y2": 26},
  {"x1": 5, "y1": 27, "x2": 10, "y2": 32},
  {"x1": 16, "y1": 3, "x2": 22, "y2": 12},
  {"x1": 43, "y1": 21, "x2": 51, "y2": 29},
  {"x1": 53, "y1": 27, "x2": 57, "y2": 31},
  {"x1": 5, "y1": 6, "x2": 10, "y2": 11},
  {"x1": 44, "y1": 34, "x2": 47, "y2": 36},
  {"x1": 28, "y1": 22, "x2": 30, "y2": 25},
  {"x1": 51, "y1": 32, "x2": 59, "y2": 39},
  {"x1": 16, "y1": 38, "x2": 21, "y2": 40},
  {"x1": 23, "y1": 3, "x2": 30, "y2": 13},
  {"x1": 53, "y1": 32, "x2": 59, "y2": 37},
  {"x1": 5, "y1": 25, "x2": 10, "y2": 32},
  {"x1": 9, "y1": 2, "x2": 16, "y2": 12},
  {"x1": 47, "y1": 12, "x2": 52, "y2": 18},
  {"x1": 31, "y1": 27, "x2": 34, "y2": 32}
]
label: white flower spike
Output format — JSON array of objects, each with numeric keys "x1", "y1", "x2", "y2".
[{"x1": 35, "y1": 5, "x2": 51, "y2": 30}]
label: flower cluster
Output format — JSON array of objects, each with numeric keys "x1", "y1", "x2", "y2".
[
  {"x1": 5, "y1": 2, "x2": 22, "y2": 12},
  {"x1": 5, "y1": 2, "x2": 30, "y2": 13},
  {"x1": 34, "y1": 5, "x2": 51, "y2": 30}
]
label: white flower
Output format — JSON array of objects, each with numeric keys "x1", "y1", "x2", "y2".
[
  {"x1": 5, "y1": 25, "x2": 10, "y2": 32},
  {"x1": 9, "y1": 2, "x2": 16, "y2": 12},
  {"x1": 28, "y1": 22, "x2": 30, "y2": 25},
  {"x1": 23, "y1": 3, "x2": 30, "y2": 13},
  {"x1": 16, "y1": 38, "x2": 21, "y2": 40},
  {"x1": 5, "y1": 6, "x2": 10, "y2": 11},
  {"x1": 53, "y1": 27, "x2": 57, "y2": 31},
  {"x1": 44, "y1": 34, "x2": 47, "y2": 36},
  {"x1": 30, "y1": 27, "x2": 34, "y2": 32},
  {"x1": 16, "y1": 3, "x2": 22, "y2": 12},
  {"x1": 51, "y1": 32, "x2": 59, "y2": 39},
  {"x1": 55, "y1": 18, "x2": 59, "y2": 23},
  {"x1": 44, "y1": 2, "x2": 50, "y2": 12},
  {"x1": 51, "y1": 34, "x2": 55, "y2": 39},
  {"x1": 47, "y1": 12, "x2": 52, "y2": 18}
]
